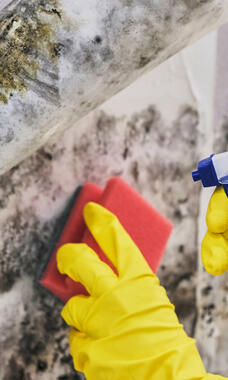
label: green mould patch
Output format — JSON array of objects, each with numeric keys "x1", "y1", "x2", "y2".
[{"x1": 0, "y1": 0, "x2": 62, "y2": 104}]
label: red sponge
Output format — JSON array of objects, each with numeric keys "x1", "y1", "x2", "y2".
[
  {"x1": 41, "y1": 178, "x2": 173, "y2": 302},
  {"x1": 40, "y1": 183, "x2": 103, "y2": 301},
  {"x1": 85, "y1": 177, "x2": 171, "y2": 272}
]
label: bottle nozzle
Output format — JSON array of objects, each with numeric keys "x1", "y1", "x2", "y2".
[{"x1": 192, "y1": 170, "x2": 201, "y2": 182}]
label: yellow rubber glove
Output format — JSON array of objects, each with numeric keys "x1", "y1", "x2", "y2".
[
  {"x1": 202, "y1": 187, "x2": 228, "y2": 276},
  {"x1": 57, "y1": 203, "x2": 227, "y2": 380}
]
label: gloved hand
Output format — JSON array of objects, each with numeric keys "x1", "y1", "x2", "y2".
[
  {"x1": 202, "y1": 186, "x2": 228, "y2": 276},
  {"x1": 57, "y1": 203, "x2": 227, "y2": 380}
]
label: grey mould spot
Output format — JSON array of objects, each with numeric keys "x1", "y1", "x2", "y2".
[
  {"x1": 183, "y1": 0, "x2": 210, "y2": 9},
  {"x1": 0, "y1": 128, "x2": 14, "y2": 144}
]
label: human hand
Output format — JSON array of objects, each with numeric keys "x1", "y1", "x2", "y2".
[
  {"x1": 202, "y1": 187, "x2": 228, "y2": 276},
  {"x1": 57, "y1": 203, "x2": 225, "y2": 380}
]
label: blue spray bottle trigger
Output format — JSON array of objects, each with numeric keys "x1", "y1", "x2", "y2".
[
  {"x1": 192, "y1": 154, "x2": 219, "y2": 187},
  {"x1": 192, "y1": 152, "x2": 228, "y2": 197}
]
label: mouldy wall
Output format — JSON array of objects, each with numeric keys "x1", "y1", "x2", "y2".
[
  {"x1": 0, "y1": 103, "x2": 201, "y2": 380},
  {"x1": 0, "y1": 0, "x2": 227, "y2": 174}
]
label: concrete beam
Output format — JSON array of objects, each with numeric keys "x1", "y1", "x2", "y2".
[{"x1": 0, "y1": 0, "x2": 227, "y2": 174}]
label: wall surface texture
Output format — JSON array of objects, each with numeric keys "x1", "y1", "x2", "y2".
[
  {"x1": 0, "y1": 24, "x2": 228, "y2": 379},
  {"x1": 0, "y1": 0, "x2": 228, "y2": 174}
]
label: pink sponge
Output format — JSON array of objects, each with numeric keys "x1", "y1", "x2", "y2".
[{"x1": 41, "y1": 178, "x2": 173, "y2": 302}]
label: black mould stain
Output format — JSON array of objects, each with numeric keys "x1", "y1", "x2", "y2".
[
  {"x1": 0, "y1": 0, "x2": 62, "y2": 104},
  {"x1": 138, "y1": 55, "x2": 151, "y2": 68},
  {"x1": 93, "y1": 35, "x2": 102, "y2": 44},
  {"x1": 3, "y1": 357, "x2": 25, "y2": 380}
]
